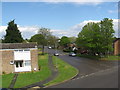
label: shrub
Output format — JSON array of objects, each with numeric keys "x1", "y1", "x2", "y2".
[{"x1": 2, "y1": 71, "x2": 6, "y2": 75}]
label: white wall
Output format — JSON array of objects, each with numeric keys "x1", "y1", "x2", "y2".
[
  {"x1": 14, "y1": 50, "x2": 31, "y2": 60},
  {"x1": 14, "y1": 49, "x2": 32, "y2": 72}
]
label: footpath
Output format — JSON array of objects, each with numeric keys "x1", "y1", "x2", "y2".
[{"x1": 23, "y1": 54, "x2": 58, "y2": 89}]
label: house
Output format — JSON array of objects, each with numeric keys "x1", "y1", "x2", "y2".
[
  {"x1": 0, "y1": 43, "x2": 39, "y2": 74},
  {"x1": 114, "y1": 38, "x2": 120, "y2": 55}
]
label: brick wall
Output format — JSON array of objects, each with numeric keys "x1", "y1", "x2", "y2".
[
  {"x1": 0, "y1": 49, "x2": 38, "y2": 75},
  {"x1": 1, "y1": 50, "x2": 14, "y2": 74},
  {"x1": 114, "y1": 39, "x2": 120, "y2": 55},
  {"x1": 0, "y1": 51, "x2": 2, "y2": 75},
  {"x1": 31, "y1": 49, "x2": 39, "y2": 71}
]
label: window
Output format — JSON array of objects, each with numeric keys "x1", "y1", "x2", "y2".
[
  {"x1": 14, "y1": 50, "x2": 19, "y2": 52},
  {"x1": 14, "y1": 61, "x2": 23, "y2": 68},
  {"x1": 19, "y1": 50, "x2": 23, "y2": 52},
  {"x1": 24, "y1": 49, "x2": 30, "y2": 51},
  {"x1": 24, "y1": 61, "x2": 31, "y2": 66}
]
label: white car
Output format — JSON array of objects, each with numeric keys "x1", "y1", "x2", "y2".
[
  {"x1": 48, "y1": 46, "x2": 52, "y2": 49},
  {"x1": 69, "y1": 52, "x2": 76, "y2": 57},
  {"x1": 54, "y1": 53, "x2": 59, "y2": 56}
]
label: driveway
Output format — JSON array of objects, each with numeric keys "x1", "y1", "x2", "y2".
[{"x1": 45, "y1": 48, "x2": 119, "y2": 88}]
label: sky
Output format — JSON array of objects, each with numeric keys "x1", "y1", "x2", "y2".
[{"x1": 0, "y1": 1, "x2": 119, "y2": 39}]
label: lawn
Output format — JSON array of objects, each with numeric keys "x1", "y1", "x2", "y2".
[
  {"x1": 100, "y1": 55, "x2": 120, "y2": 60},
  {"x1": 13, "y1": 54, "x2": 51, "y2": 88},
  {"x1": 77, "y1": 54, "x2": 120, "y2": 60},
  {"x1": 77, "y1": 54, "x2": 100, "y2": 60},
  {"x1": 44, "y1": 56, "x2": 78, "y2": 86},
  {"x1": 2, "y1": 73, "x2": 14, "y2": 88}
]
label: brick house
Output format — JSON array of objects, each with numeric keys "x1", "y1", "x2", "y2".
[
  {"x1": 0, "y1": 43, "x2": 38, "y2": 74},
  {"x1": 114, "y1": 38, "x2": 120, "y2": 55}
]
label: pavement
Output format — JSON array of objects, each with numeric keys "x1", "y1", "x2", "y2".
[
  {"x1": 45, "y1": 48, "x2": 119, "y2": 88},
  {"x1": 8, "y1": 73, "x2": 18, "y2": 88},
  {"x1": 23, "y1": 54, "x2": 58, "y2": 89}
]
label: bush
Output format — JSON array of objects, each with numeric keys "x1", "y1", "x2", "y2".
[
  {"x1": 118, "y1": 54, "x2": 120, "y2": 56},
  {"x1": 63, "y1": 48, "x2": 72, "y2": 52},
  {"x1": 2, "y1": 71, "x2": 6, "y2": 75}
]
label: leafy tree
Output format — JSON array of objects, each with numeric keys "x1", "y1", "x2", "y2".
[
  {"x1": 60, "y1": 36, "x2": 70, "y2": 47},
  {"x1": 69, "y1": 37, "x2": 77, "y2": 43},
  {"x1": 29, "y1": 34, "x2": 47, "y2": 54},
  {"x1": 76, "y1": 22, "x2": 101, "y2": 54},
  {"x1": 38, "y1": 27, "x2": 52, "y2": 40},
  {"x1": 37, "y1": 27, "x2": 52, "y2": 54},
  {"x1": 47, "y1": 35, "x2": 59, "y2": 48},
  {"x1": 100, "y1": 18, "x2": 115, "y2": 54},
  {"x1": 3, "y1": 20, "x2": 23, "y2": 43},
  {"x1": 76, "y1": 18, "x2": 115, "y2": 55}
]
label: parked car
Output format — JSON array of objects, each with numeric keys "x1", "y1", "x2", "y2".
[
  {"x1": 69, "y1": 52, "x2": 76, "y2": 56},
  {"x1": 54, "y1": 52, "x2": 59, "y2": 56},
  {"x1": 48, "y1": 46, "x2": 52, "y2": 49}
]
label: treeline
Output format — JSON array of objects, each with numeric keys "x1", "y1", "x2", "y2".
[{"x1": 1, "y1": 18, "x2": 116, "y2": 56}]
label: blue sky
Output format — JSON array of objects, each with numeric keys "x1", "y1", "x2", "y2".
[{"x1": 1, "y1": 2, "x2": 119, "y2": 38}]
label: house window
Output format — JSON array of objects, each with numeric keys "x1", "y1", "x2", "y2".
[
  {"x1": 14, "y1": 61, "x2": 23, "y2": 68},
  {"x1": 19, "y1": 49, "x2": 23, "y2": 52},
  {"x1": 24, "y1": 49, "x2": 30, "y2": 51},
  {"x1": 24, "y1": 60, "x2": 31, "y2": 66}
]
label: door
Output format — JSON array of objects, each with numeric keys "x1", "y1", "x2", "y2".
[
  {"x1": 14, "y1": 60, "x2": 24, "y2": 72},
  {"x1": 14, "y1": 60, "x2": 31, "y2": 72}
]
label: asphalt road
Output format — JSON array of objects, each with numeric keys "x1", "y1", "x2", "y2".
[{"x1": 45, "y1": 47, "x2": 119, "y2": 88}]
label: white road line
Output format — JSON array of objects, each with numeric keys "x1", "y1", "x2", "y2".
[{"x1": 72, "y1": 66, "x2": 119, "y2": 81}]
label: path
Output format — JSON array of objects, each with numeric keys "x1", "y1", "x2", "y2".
[
  {"x1": 8, "y1": 73, "x2": 18, "y2": 88},
  {"x1": 23, "y1": 54, "x2": 58, "y2": 89}
]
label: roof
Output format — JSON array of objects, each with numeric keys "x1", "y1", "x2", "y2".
[
  {"x1": 113, "y1": 38, "x2": 120, "y2": 43},
  {"x1": 0, "y1": 43, "x2": 37, "y2": 49}
]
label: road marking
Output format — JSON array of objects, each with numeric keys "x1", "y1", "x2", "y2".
[
  {"x1": 80, "y1": 76, "x2": 85, "y2": 78},
  {"x1": 75, "y1": 66, "x2": 118, "y2": 80},
  {"x1": 85, "y1": 74, "x2": 89, "y2": 77}
]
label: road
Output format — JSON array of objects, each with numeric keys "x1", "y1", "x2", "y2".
[{"x1": 45, "y1": 48, "x2": 119, "y2": 88}]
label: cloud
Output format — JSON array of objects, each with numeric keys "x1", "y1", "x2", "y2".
[
  {"x1": 0, "y1": 26, "x2": 39, "y2": 39},
  {"x1": 70, "y1": 19, "x2": 119, "y2": 38},
  {"x1": 0, "y1": 19, "x2": 119, "y2": 39},
  {"x1": 2, "y1": 0, "x2": 119, "y2": 3},
  {"x1": 108, "y1": 10, "x2": 118, "y2": 13}
]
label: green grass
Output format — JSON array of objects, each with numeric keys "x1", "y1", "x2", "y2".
[
  {"x1": 13, "y1": 54, "x2": 51, "y2": 88},
  {"x1": 100, "y1": 55, "x2": 120, "y2": 60},
  {"x1": 44, "y1": 56, "x2": 78, "y2": 86},
  {"x1": 77, "y1": 54, "x2": 100, "y2": 60},
  {"x1": 77, "y1": 54, "x2": 120, "y2": 61},
  {"x1": 2, "y1": 73, "x2": 14, "y2": 88}
]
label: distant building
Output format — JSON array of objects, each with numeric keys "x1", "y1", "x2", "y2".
[
  {"x1": 114, "y1": 38, "x2": 120, "y2": 55},
  {"x1": 0, "y1": 43, "x2": 38, "y2": 74}
]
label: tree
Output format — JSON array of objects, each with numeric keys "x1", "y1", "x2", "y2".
[
  {"x1": 69, "y1": 37, "x2": 77, "y2": 43},
  {"x1": 3, "y1": 20, "x2": 23, "y2": 43},
  {"x1": 60, "y1": 36, "x2": 70, "y2": 47},
  {"x1": 29, "y1": 34, "x2": 47, "y2": 54},
  {"x1": 76, "y1": 18, "x2": 115, "y2": 55},
  {"x1": 47, "y1": 35, "x2": 59, "y2": 48},
  {"x1": 100, "y1": 18, "x2": 115, "y2": 54},
  {"x1": 76, "y1": 22, "x2": 101, "y2": 54},
  {"x1": 38, "y1": 27, "x2": 52, "y2": 40}
]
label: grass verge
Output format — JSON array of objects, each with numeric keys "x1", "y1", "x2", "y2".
[
  {"x1": 13, "y1": 54, "x2": 51, "y2": 88},
  {"x1": 44, "y1": 56, "x2": 78, "y2": 86},
  {"x1": 2, "y1": 73, "x2": 14, "y2": 88},
  {"x1": 77, "y1": 54, "x2": 120, "y2": 60},
  {"x1": 77, "y1": 54, "x2": 100, "y2": 60},
  {"x1": 100, "y1": 55, "x2": 120, "y2": 60}
]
